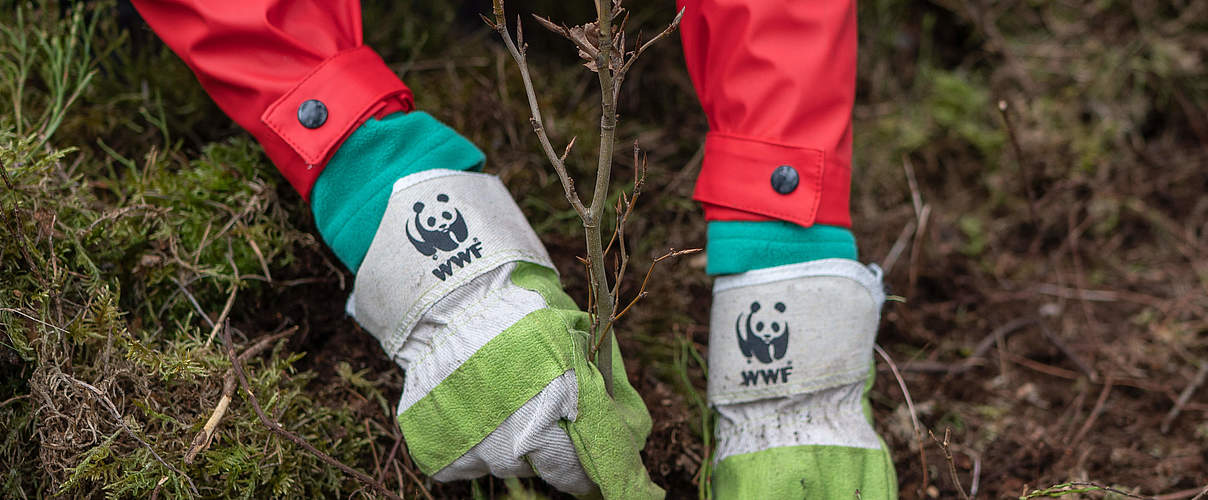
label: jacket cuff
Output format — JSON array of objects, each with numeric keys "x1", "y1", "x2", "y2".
[
  {"x1": 260, "y1": 46, "x2": 414, "y2": 200},
  {"x1": 694, "y1": 132, "x2": 851, "y2": 228}
]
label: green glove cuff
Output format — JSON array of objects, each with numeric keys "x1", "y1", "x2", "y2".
[
  {"x1": 705, "y1": 220, "x2": 857, "y2": 275},
  {"x1": 713, "y1": 372, "x2": 896, "y2": 498},
  {"x1": 310, "y1": 111, "x2": 485, "y2": 272},
  {"x1": 712, "y1": 443, "x2": 897, "y2": 499}
]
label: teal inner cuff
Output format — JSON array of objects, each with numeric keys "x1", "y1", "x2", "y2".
[
  {"x1": 706, "y1": 221, "x2": 858, "y2": 275},
  {"x1": 311, "y1": 111, "x2": 485, "y2": 272}
]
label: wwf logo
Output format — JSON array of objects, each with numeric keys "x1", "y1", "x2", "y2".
[
  {"x1": 736, "y1": 301, "x2": 789, "y2": 364},
  {"x1": 406, "y1": 194, "x2": 468, "y2": 257},
  {"x1": 405, "y1": 193, "x2": 483, "y2": 281}
]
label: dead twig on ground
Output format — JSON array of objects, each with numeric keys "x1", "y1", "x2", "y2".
[
  {"x1": 1068, "y1": 375, "x2": 1112, "y2": 447},
  {"x1": 203, "y1": 284, "x2": 239, "y2": 346},
  {"x1": 929, "y1": 427, "x2": 970, "y2": 500},
  {"x1": 219, "y1": 322, "x2": 402, "y2": 500},
  {"x1": 1021, "y1": 481, "x2": 1147, "y2": 499},
  {"x1": 997, "y1": 100, "x2": 1040, "y2": 226},
  {"x1": 1154, "y1": 485, "x2": 1208, "y2": 500},
  {"x1": 875, "y1": 344, "x2": 929, "y2": 496},
  {"x1": 995, "y1": 349, "x2": 1167, "y2": 392},
  {"x1": 1160, "y1": 362, "x2": 1208, "y2": 433},
  {"x1": 898, "y1": 317, "x2": 1037, "y2": 374},
  {"x1": 901, "y1": 157, "x2": 931, "y2": 294},
  {"x1": 1039, "y1": 322, "x2": 1099, "y2": 382},
  {"x1": 185, "y1": 326, "x2": 296, "y2": 463}
]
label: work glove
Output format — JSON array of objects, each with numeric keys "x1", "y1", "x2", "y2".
[
  {"x1": 706, "y1": 258, "x2": 897, "y2": 498},
  {"x1": 312, "y1": 112, "x2": 663, "y2": 498}
]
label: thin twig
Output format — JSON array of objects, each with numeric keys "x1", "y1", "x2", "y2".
[
  {"x1": 607, "y1": 143, "x2": 646, "y2": 300},
  {"x1": 1161, "y1": 362, "x2": 1208, "y2": 433},
  {"x1": 486, "y1": 3, "x2": 587, "y2": 220},
  {"x1": 398, "y1": 459, "x2": 434, "y2": 500},
  {"x1": 1039, "y1": 322, "x2": 1099, "y2": 382},
  {"x1": 898, "y1": 317, "x2": 1038, "y2": 374},
  {"x1": 186, "y1": 327, "x2": 296, "y2": 463},
  {"x1": 170, "y1": 276, "x2": 214, "y2": 330},
  {"x1": 1069, "y1": 375, "x2": 1113, "y2": 447},
  {"x1": 70, "y1": 377, "x2": 199, "y2": 495},
  {"x1": 1023, "y1": 481, "x2": 1146, "y2": 499},
  {"x1": 881, "y1": 219, "x2": 916, "y2": 276},
  {"x1": 611, "y1": 8, "x2": 685, "y2": 101},
  {"x1": 594, "y1": 248, "x2": 700, "y2": 354},
  {"x1": 204, "y1": 284, "x2": 239, "y2": 346},
  {"x1": 1153, "y1": 485, "x2": 1208, "y2": 500},
  {"x1": 220, "y1": 322, "x2": 402, "y2": 500},
  {"x1": 377, "y1": 433, "x2": 404, "y2": 483},
  {"x1": 874, "y1": 344, "x2": 929, "y2": 495},
  {"x1": 928, "y1": 428, "x2": 970, "y2": 500},
  {"x1": 997, "y1": 99, "x2": 1040, "y2": 225},
  {"x1": 996, "y1": 350, "x2": 1165, "y2": 392}
]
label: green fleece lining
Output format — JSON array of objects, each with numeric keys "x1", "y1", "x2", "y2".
[
  {"x1": 712, "y1": 443, "x2": 897, "y2": 499},
  {"x1": 311, "y1": 111, "x2": 485, "y2": 272},
  {"x1": 397, "y1": 263, "x2": 662, "y2": 498},
  {"x1": 706, "y1": 221, "x2": 857, "y2": 275}
]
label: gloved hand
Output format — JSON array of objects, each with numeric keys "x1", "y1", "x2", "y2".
[
  {"x1": 706, "y1": 257, "x2": 897, "y2": 499},
  {"x1": 311, "y1": 112, "x2": 662, "y2": 498}
]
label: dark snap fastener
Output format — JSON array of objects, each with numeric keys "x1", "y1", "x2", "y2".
[
  {"x1": 770, "y1": 165, "x2": 799, "y2": 194},
  {"x1": 297, "y1": 99, "x2": 328, "y2": 129}
]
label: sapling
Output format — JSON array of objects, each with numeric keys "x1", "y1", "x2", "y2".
[{"x1": 487, "y1": 0, "x2": 692, "y2": 396}]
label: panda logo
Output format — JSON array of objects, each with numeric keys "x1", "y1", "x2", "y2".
[
  {"x1": 735, "y1": 301, "x2": 789, "y2": 364},
  {"x1": 405, "y1": 193, "x2": 469, "y2": 258}
]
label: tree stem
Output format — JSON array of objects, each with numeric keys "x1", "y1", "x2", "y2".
[{"x1": 588, "y1": 0, "x2": 617, "y2": 397}]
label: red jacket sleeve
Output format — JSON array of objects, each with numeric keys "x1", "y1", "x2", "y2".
[
  {"x1": 678, "y1": 0, "x2": 856, "y2": 228},
  {"x1": 130, "y1": 0, "x2": 413, "y2": 200}
]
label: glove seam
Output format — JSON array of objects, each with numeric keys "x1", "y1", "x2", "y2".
[{"x1": 716, "y1": 398, "x2": 870, "y2": 429}]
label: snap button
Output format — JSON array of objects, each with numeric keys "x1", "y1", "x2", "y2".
[
  {"x1": 770, "y1": 165, "x2": 798, "y2": 194},
  {"x1": 297, "y1": 99, "x2": 328, "y2": 129}
]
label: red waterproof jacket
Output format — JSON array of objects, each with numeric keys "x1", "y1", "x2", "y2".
[{"x1": 131, "y1": 0, "x2": 855, "y2": 228}]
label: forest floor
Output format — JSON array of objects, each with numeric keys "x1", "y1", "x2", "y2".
[{"x1": 2, "y1": 0, "x2": 1207, "y2": 498}]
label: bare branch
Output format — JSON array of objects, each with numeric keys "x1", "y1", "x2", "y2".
[
  {"x1": 1162, "y1": 362, "x2": 1208, "y2": 433},
  {"x1": 491, "y1": 0, "x2": 588, "y2": 220},
  {"x1": 621, "y1": 7, "x2": 683, "y2": 76},
  {"x1": 928, "y1": 428, "x2": 970, "y2": 500},
  {"x1": 613, "y1": 7, "x2": 684, "y2": 101},
  {"x1": 607, "y1": 143, "x2": 647, "y2": 300},
  {"x1": 594, "y1": 247, "x2": 700, "y2": 355}
]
